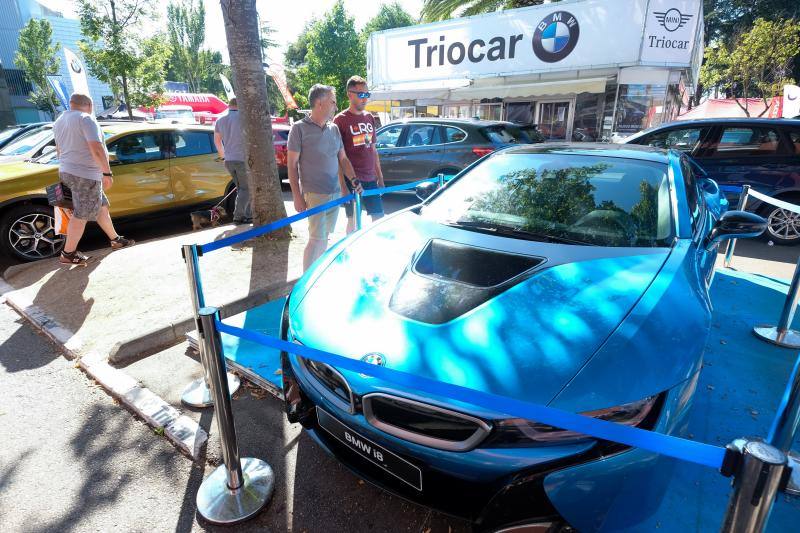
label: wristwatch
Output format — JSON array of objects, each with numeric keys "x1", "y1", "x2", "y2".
[{"x1": 103, "y1": 172, "x2": 113, "y2": 177}]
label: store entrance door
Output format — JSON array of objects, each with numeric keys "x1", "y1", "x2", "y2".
[{"x1": 536, "y1": 100, "x2": 573, "y2": 141}]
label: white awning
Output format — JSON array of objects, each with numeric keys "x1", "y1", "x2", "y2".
[
  {"x1": 370, "y1": 78, "x2": 471, "y2": 101},
  {"x1": 449, "y1": 77, "x2": 608, "y2": 100}
]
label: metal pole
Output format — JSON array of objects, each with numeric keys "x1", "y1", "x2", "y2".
[
  {"x1": 180, "y1": 244, "x2": 240, "y2": 408},
  {"x1": 767, "y1": 354, "x2": 800, "y2": 495},
  {"x1": 753, "y1": 255, "x2": 800, "y2": 349},
  {"x1": 720, "y1": 440, "x2": 788, "y2": 533},
  {"x1": 438, "y1": 172, "x2": 445, "y2": 189},
  {"x1": 355, "y1": 192, "x2": 363, "y2": 231},
  {"x1": 724, "y1": 185, "x2": 750, "y2": 268},
  {"x1": 195, "y1": 307, "x2": 274, "y2": 525}
]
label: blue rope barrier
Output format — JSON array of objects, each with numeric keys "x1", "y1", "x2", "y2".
[
  {"x1": 201, "y1": 194, "x2": 355, "y2": 253},
  {"x1": 362, "y1": 177, "x2": 440, "y2": 197},
  {"x1": 215, "y1": 320, "x2": 728, "y2": 470}
]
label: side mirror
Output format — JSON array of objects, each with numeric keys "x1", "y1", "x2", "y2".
[
  {"x1": 415, "y1": 181, "x2": 438, "y2": 202},
  {"x1": 705, "y1": 210, "x2": 767, "y2": 250}
]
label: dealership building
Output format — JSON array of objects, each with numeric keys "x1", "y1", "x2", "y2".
[{"x1": 367, "y1": 0, "x2": 704, "y2": 141}]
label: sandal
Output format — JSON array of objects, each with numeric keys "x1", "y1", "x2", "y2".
[
  {"x1": 60, "y1": 250, "x2": 89, "y2": 266},
  {"x1": 110, "y1": 236, "x2": 135, "y2": 250}
]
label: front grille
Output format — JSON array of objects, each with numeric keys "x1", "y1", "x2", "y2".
[
  {"x1": 299, "y1": 357, "x2": 354, "y2": 413},
  {"x1": 363, "y1": 393, "x2": 491, "y2": 451}
]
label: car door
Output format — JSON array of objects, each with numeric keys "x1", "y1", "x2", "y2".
[
  {"x1": 440, "y1": 125, "x2": 475, "y2": 173},
  {"x1": 375, "y1": 124, "x2": 405, "y2": 183},
  {"x1": 106, "y1": 131, "x2": 173, "y2": 216},
  {"x1": 695, "y1": 123, "x2": 792, "y2": 196},
  {"x1": 384, "y1": 123, "x2": 444, "y2": 183},
  {"x1": 166, "y1": 129, "x2": 226, "y2": 206}
]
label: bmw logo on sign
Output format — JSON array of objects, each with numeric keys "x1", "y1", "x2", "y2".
[
  {"x1": 532, "y1": 11, "x2": 580, "y2": 63},
  {"x1": 70, "y1": 58, "x2": 82, "y2": 74}
]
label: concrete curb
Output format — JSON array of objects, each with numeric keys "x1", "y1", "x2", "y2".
[
  {"x1": 0, "y1": 279, "x2": 208, "y2": 460},
  {"x1": 107, "y1": 278, "x2": 298, "y2": 367}
]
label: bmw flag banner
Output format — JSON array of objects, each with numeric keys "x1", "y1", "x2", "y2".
[
  {"x1": 783, "y1": 85, "x2": 800, "y2": 119},
  {"x1": 63, "y1": 47, "x2": 90, "y2": 96},
  {"x1": 219, "y1": 74, "x2": 235, "y2": 100},
  {"x1": 46, "y1": 76, "x2": 70, "y2": 111}
]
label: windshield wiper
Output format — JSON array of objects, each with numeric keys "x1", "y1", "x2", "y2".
[{"x1": 443, "y1": 220, "x2": 597, "y2": 246}]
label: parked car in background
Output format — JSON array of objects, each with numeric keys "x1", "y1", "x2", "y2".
[
  {"x1": 152, "y1": 105, "x2": 196, "y2": 124},
  {"x1": 0, "y1": 122, "x2": 51, "y2": 152},
  {"x1": 374, "y1": 118, "x2": 533, "y2": 185},
  {"x1": 281, "y1": 143, "x2": 765, "y2": 532},
  {"x1": 0, "y1": 124, "x2": 56, "y2": 164},
  {"x1": 624, "y1": 118, "x2": 800, "y2": 244},
  {"x1": 0, "y1": 122, "x2": 235, "y2": 261},
  {"x1": 273, "y1": 123, "x2": 290, "y2": 181}
]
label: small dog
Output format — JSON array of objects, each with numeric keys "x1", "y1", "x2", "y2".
[{"x1": 190, "y1": 206, "x2": 227, "y2": 231}]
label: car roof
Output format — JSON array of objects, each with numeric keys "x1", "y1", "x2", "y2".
[
  {"x1": 98, "y1": 121, "x2": 214, "y2": 136},
  {"x1": 629, "y1": 117, "x2": 800, "y2": 138},
  {"x1": 386, "y1": 117, "x2": 514, "y2": 128},
  {"x1": 498, "y1": 142, "x2": 672, "y2": 163}
]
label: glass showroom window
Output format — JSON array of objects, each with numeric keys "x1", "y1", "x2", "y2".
[
  {"x1": 613, "y1": 84, "x2": 667, "y2": 138},
  {"x1": 442, "y1": 104, "x2": 472, "y2": 118},
  {"x1": 475, "y1": 102, "x2": 503, "y2": 121},
  {"x1": 573, "y1": 92, "x2": 606, "y2": 142},
  {"x1": 391, "y1": 106, "x2": 416, "y2": 120}
]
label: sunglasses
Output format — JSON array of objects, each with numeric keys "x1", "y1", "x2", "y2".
[{"x1": 348, "y1": 90, "x2": 371, "y2": 99}]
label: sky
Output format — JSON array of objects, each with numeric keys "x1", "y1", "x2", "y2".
[{"x1": 56, "y1": 0, "x2": 425, "y2": 66}]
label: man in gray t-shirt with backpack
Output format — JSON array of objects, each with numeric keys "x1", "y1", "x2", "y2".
[{"x1": 53, "y1": 93, "x2": 133, "y2": 266}]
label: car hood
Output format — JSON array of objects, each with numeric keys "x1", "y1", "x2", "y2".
[
  {"x1": 289, "y1": 211, "x2": 670, "y2": 406},
  {"x1": 0, "y1": 160, "x2": 54, "y2": 181}
]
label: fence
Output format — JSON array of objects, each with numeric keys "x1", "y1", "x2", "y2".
[{"x1": 184, "y1": 177, "x2": 798, "y2": 528}]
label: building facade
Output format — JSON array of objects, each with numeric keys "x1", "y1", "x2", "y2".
[
  {"x1": 367, "y1": 0, "x2": 704, "y2": 142},
  {"x1": 0, "y1": 0, "x2": 112, "y2": 124}
]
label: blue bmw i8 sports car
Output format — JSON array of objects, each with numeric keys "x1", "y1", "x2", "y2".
[{"x1": 280, "y1": 144, "x2": 765, "y2": 532}]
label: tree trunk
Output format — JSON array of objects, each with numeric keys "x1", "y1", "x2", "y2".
[
  {"x1": 110, "y1": 0, "x2": 133, "y2": 121},
  {"x1": 121, "y1": 75, "x2": 133, "y2": 120},
  {"x1": 220, "y1": 0, "x2": 288, "y2": 235}
]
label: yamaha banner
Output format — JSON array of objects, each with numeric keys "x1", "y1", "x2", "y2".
[{"x1": 367, "y1": 0, "x2": 702, "y2": 88}]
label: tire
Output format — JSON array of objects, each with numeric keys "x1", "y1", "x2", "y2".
[
  {"x1": 759, "y1": 196, "x2": 800, "y2": 245},
  {"x1": 0, "y1": 204, "x2": 66, "y2": 261}
]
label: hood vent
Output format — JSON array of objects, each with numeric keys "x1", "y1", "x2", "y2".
[{"x1": 389, "y1": 239, "x2": 544, "y2": 324}]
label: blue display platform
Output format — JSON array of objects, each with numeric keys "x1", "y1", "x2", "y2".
[{"x1": 212, "y1": 268, "x2": 800, "y2": 531}]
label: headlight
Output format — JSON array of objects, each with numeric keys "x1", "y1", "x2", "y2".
[{"x1": 483, "y1": 393, "x2": 664, "y2": 448}]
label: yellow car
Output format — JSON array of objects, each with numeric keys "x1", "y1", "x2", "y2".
[{"x1": 0, "y1": 122, "x2": 234, "y2": 261}]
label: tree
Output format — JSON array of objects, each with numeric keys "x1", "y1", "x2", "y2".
[
  {"x1": 299, "y1": 1, "x2": 365, "y2": 108},
  {"x1": 220, "y1": 0, "x2": 288, "y2": 232},
  {"x1": 421, "y1": 0, "x2": 546, "y2": 22},
  {"x1": 166, "y1": 0, "x2": 205, "y2": 92},
  {"x1": 77, "y1": 0, "x2": 170, "y2": 119},
  {"x1": 14, "y1": 19, "x2": 60, "y2": 116},
  {"x1": 700, "y1": 18, "x2": 800, "y2": 117},
  {"x1": 362, "y1": 2, "x2": 417, "y2": 37}
]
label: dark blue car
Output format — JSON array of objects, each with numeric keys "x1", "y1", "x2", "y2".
[{"x1": 624, "y1": 118, "x2": 800, "y2": 244}]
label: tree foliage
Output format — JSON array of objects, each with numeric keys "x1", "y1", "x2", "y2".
[
  {"x1": 700, "y1": 18, "x2": 800, "y2": 116},
  {"x1": 362, "y1": 2, "x2": 417, "y2": 37},
  {"x1": 421, "y1": 0, "x2": 545, "y2": 22},
  {"x1": 14, "y1": 18, "x2": 60, "y2": 116},
  {"x1": 77, "y1": 0, "x2": 170, "y2": 118},
  {"x1": 166, "y1": 0, "x2": 205, "y2": 92}
]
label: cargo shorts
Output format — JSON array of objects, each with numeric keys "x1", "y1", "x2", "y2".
[
  {"x1": 304, "y1": 192, "x2": 340, "y2": 241},
  {"x1": 59, "y1": 172, "x2": 109, "y2": 221}
]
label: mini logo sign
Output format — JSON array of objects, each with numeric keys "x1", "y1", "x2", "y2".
[
  {"x1": 654, "y1": 9, "x2": 693, "y2": 32},
  {"x1": 70, "y1": 58, "x2": 82, "y2": 74},
  {"x1": 361, "y1": 353, "x2": 386, "y2": 367},
  {"x1": 532, "y1": 11, "x2": 580, "y2": 63}
]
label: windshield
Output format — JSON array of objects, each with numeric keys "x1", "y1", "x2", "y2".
[
  {"x1": 481, "y1": 125, "x2": 531, "y2": 145},
  {"x1": 0, "y1": 127, "x2": 52, "y2": 156},
  {"x1": 0, "y1": 127, "x2": 22, "y2": 144},
  {"x1": 421, "y1": 152, "x2": 674, "y2": 247}
]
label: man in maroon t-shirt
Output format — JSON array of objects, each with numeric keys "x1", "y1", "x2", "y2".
[{"x1": 333, "y1": 75, "x2": 385, "y2": 233}]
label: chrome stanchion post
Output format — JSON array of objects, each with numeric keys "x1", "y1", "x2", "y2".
[
  {"x1": 754, "y1": 255, "x2": 800, "y2": 349},
  {"x1": 180, "y1": 244, "x2": 240, "y2": 408},
  {"x1": 196, "y1": 307, "x2": 274, "y2": 524},
  {"x1": 721, "y1": 440, "x2": 788, "y2": 533},
  {"x1": 355, "y1": 192, "x2": 363, "y2": 231},
  {"x1": 768, "y1": 355, "x2": 800, "y2": 495},
  {"x1": 724, "y1": 185, "x2": 750, "y2": 269},
  {"x1": 438, "y1": 172, "x2": 445, "y2": 189}
]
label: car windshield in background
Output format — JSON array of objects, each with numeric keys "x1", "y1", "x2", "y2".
[
  {"x1": 421, "y1": 153, "x2": 674, "y2": 247},
  {"x1": 0, "y1": 127, "x2": 22, "y2": 144},
  {"x1": 481, "y1": 125, "x2": 531, "y2": 144},
  {"x1": 0, "y1": 127, "x2": 51, "y2": 156}
]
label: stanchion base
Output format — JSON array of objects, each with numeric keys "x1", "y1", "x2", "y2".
[
  {"x1": 786, "y1": 451, "x2": 800, "y2": 496},
  {"x1": 753, "y1": 325, "x2": 800, "y2": 349},
  {"x1": 181, "y1": 373, "x2": 241, "y2": 408},
  {"x1": 196, "y1": 458, "x2": 274, "y2": 524}
]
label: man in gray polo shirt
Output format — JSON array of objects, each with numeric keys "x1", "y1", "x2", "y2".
[
  {"x1": 287, "y1": 84, "x2": 360, "y2": 270},
  {"x1": 214, "y1": 98, "x2": 251, "y2": 224}
]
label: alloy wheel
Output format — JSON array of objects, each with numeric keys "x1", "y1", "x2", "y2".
[{"x1": 8, "y1": 212, "x2": 65, "y2": 260}]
